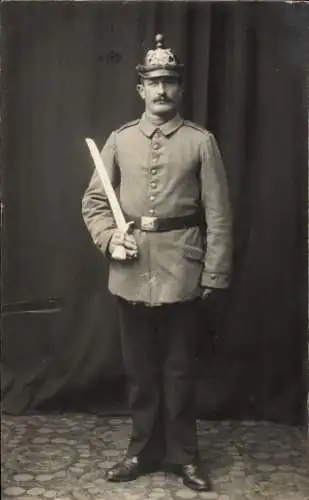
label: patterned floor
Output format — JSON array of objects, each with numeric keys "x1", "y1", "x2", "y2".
[{"x1": 2, "y1": 413, "x2": 309, "y2": 500}]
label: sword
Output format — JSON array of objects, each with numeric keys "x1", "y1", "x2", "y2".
[{"x1": 85, "y1": 137, "x2": 134, "y2": 260}]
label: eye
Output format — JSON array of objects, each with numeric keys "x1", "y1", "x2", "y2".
[{"x1": 164, "y1": 78, "x2": 178, "y2": 86}]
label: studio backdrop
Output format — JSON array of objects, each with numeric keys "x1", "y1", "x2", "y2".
[{"x1": 1, "y1": 1, "x2": 308, "y2": 423}]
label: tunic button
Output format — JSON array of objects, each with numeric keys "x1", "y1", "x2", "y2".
[
  {"x1": 152, "y1": 143, "x2": 160, "y2": 150},
  {"x1": 150, "y1": 209, "x2": 155, "y2": 215},
  {"x1": 151, "y1": 182, "x2": 157, "y2": 188},
  {"x1": 150, "y1": 195, "x2": 155, "y2": 201},
  {"x1": 151, "y1": 169, "x2": 156, "y2": 175}
]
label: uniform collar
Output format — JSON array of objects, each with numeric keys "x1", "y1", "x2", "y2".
[{"x1": 139, "y1": 113, "x2": 184, "y2": 138}]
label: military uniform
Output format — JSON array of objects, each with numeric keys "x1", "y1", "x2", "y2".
[
  {"x1": 82, "y1": 113, "x2": 231, "y2": 304},
  {"x1": 82, "y1": 35, "x2": 232, "y2": 473}
]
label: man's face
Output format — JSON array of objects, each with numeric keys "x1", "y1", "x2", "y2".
[{"x1": 137, "y1": 76, "x2": 183, "y2": 118}]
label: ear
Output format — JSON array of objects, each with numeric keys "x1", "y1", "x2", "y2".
[{"x1": 136, "y1": 83, "x2": 145, "y2": 101}]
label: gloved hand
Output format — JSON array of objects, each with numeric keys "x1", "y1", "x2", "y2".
[{"x1": 108, "y1": 230, "x2": 138, "y2": 260}]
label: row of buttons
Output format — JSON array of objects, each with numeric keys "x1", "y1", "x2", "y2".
[
  {"x1": 149, "y1": 131, "x2": 162, "y2": 215},
  {"x1": 150, "y1": 170, "x2": 158, "y2": 204}
]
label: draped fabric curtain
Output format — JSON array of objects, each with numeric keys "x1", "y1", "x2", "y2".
[{"x1": 2, "y1": 2, "x2": 307, "y2": 423}]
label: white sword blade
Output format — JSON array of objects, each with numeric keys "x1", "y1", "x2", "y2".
[{"x1": 85, "y1": 138, "x2": 127, "y2": 232}]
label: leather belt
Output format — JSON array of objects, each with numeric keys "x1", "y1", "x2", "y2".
[{"x1": 123, "y1": 212, "x2": 203, "y2": 232}]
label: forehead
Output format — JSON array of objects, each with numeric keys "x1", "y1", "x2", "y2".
[{"x1": 142, "y1": 76, "x2": 181, "y2": 85}]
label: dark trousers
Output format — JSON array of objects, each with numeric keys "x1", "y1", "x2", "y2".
[{"x1": 118, "y1": 297, "x2": 199, "y2": 465}]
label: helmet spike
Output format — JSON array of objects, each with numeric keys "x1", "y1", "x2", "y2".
[{"x1": 155, "y1": 33, "x2": 164, "y2": 49}]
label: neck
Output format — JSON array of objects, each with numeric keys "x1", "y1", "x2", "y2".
[{"x1": 145, "y1": 110, "x2": 178, "y2": 125}]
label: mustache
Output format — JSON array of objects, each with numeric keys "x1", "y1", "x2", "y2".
[{"x1": 153, "y1": 97, "x2": 175, "y2": 103}]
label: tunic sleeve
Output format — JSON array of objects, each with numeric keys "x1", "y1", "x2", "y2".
[
  {"x1": 81, "y1": 132, "x2": 120, "y2": 256},
  {"x1": 200, "y1": 132, "x2": 232, "y2": 288}
]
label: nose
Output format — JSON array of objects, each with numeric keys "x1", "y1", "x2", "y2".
[{"x1": 157, "y1": 82, "x2": 166, "y2": 95}]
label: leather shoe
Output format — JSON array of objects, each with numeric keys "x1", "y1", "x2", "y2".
[
  {"x1": 181, "y1": 463, "x2": 212, "y2": 492},
  {"x1": 105, "y1": 456, "x2": 160, "y2": 482},
  {"x1": 105, "y1": 456, "x2": 141, "y2": 482}
]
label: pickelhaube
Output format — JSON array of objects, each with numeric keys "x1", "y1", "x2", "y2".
[{"x1": 136, "y1": 34, "x2": 184, "y2": 79}]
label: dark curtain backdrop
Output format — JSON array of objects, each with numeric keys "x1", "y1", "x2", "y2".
[{"x1": 1, "y1": 2, "x2": 308, "y2": 423}]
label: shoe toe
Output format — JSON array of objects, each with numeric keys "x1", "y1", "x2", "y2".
[
  {"x1": 182, "y1": 464, "x2": 212, "y2": 492},
  {"x1": 183, "y1": 476, "x2": 210, "y2": 492}
]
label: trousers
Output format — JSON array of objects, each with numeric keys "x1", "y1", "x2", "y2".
[{"x1": 117, "y1": 297, "x2": 200, "y2": 465}]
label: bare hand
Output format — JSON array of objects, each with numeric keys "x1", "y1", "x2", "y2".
[
  {"x1": 109, "y1": 230, "x2": 138, "y2": 260},
  {"x1": 202, "y1": 287, "x2": 214, "y2": 299}
]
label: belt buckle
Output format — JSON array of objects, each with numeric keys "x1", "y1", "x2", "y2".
[{"x1": 141, "y1": 216, "x2": 158, "y2": 232}]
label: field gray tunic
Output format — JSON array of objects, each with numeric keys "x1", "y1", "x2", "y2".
[{"x1": 82, "y1": 113, "x2": 232, "y2": 305}]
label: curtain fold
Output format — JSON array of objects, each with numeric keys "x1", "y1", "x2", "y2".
[{"x1": 1, "y1": 2, "x2": 307, "y2": 423}]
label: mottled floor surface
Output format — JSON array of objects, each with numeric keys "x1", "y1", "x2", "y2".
[{"x1": 2, "y1": 413, "x2": 309, "y2": 500}]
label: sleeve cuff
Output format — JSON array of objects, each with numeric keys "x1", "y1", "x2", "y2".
[
  {"x1": 201, "y1": 272, "x2": 230, "y2": 289},
  {"x1": 94, "y1": 228, "x2": 116, "y2": 257}
]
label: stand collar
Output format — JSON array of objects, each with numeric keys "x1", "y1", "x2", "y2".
[{"x1": 139, "y1": 113, "x2": 184, "y2": 137}]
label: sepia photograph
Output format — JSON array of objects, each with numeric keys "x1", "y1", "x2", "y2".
[{"x1": 1, "y1": 1, "x2": 308, "y2": 499}]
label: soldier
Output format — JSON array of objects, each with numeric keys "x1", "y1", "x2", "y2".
[{"x1": 82, "y1": 34, "x2": 232, "y2": 492}]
